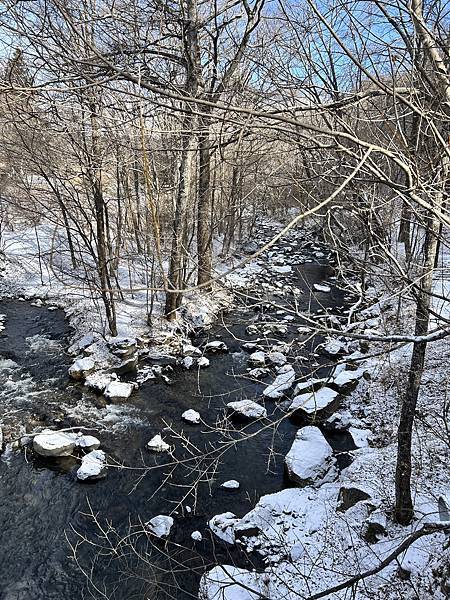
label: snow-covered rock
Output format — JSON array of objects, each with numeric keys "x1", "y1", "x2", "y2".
[
  {"x1": 204, "y1": 340, "x2": 229, "y2": 353},
  {"x1": 104, "y1": 381, "x2": 134, "y2": 402},
  {"x1": 319, "y1": 338, "x2": 346, "y2": 356},
  {"x1": 147, "y1": 434, "x2": 170, "y2": 453},
  {"x1": 209, "y1": 512, "x2": 239, "y2": 544},
  {"x1": 363, "y1": 510, "x2": 387, "y2": 543},
  {"x1": 273, "y1": 265, "x2": 292, "y2": 274},
  {"x1": 294, "y1": 377, "x2": 327, "y2": 395},
  {"x1": 221, "y1": 480, "x2": 240, "y2": 490},
  {"x1": 267, "y1": 351, "x2": 287, "y2": 366},
  {"x1": 84, "y1": 371, "x2": 117, "y2": 393},
  {"x1": 182, "y1": 409, "x2": 201, "y2": 424},
  {"x1": 146, "y1": 515, "x2": 174, "y2": 538},
  {"x1": 77, "y1": 450, "x2": 106, "y2": 481},
  {"x1": 33, "y1": 429, "x2": 75, "y2": 457},
  {"x1": 108, "y1": 336, "x2": 137, "y2": 359},
  {"x1": 227, "y1": 400, "x2": 267, "y2": 420},
  {"x1": 191, "y1": 530, "x2": 203, "y2": 542},
  {"x1": 331, "y1": 367, "x2": 364, "y2": 393},
  {"x1": 248, "y1": 367, "x2": 270, "y2": 379},
  {"x1": 199, "y1": 565, "x2": 265, "y2": 600},
  {"x1": 262, "y1": 365, "x2": 295, "y2": 399},
  {"x1": 198, "y1": 357, "x2": 210, "y2": 368},
  {"x1": 313, "y1": 283, "x2": 331, "y2": 293},
  {"x1": 285, "y1": 426, "x2": 337, "y2": 486},
  {"x1": 68, "y1": 332, "x2": 96, "y2": 355},
  {"x1": 182, "y1": 356, "x2": 194, "y2": 369},
  {"x1": 242, "y1": 342, "x2": 263, "y2": 352},
  {"x1": 74, "y1": 433, "x2": 101, "y2": 452},
  {"x1": 69, "y1": 357, "x2": 96, "y2": 381},
  {"x1": 182, "y1": 344, "x2": 202, "y2": 357},
  {"x1": 349, "y1": 427, "x2": 371, "y2": 448},
  {"x1": 290, "y1": 387, "x2": 339, "y2": 419},
  {"x1": 248, "y1": 351, "x2": 266, "y2": 366}
]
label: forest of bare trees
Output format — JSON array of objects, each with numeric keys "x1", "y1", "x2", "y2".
[{"x1": 0, "y1": 1, "x2": 449, "y2": 599}]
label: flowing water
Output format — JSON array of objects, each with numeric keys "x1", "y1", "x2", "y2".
[{"x1": 0, "y1": 235, "x2": 355, "y2": 600}]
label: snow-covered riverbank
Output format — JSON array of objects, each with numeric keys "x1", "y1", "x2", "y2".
[
  {"x1": 199, "y1": 244, "x2": 450, "y2": 600},
  {"x1": 1, "y1": 219, "x2": 449, "y2": 600}
]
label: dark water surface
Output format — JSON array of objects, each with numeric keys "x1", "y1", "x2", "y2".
[{"x1": 0, "y1": 241, "x2": 354, "y2": 600}]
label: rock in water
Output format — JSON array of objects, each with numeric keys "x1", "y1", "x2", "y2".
[
  {"x1": 204, "y1": 340, "x2": 228, "y2": 353},
  {"x1": 221, "y1": 480, "x2": 240, "y2": 490},
  {"x1": 33, "y1": 430, "x2": 76, "y2": 457},
  {"x1": 227, "y1": 400, "x2": 267, "y2": 420},
  {"x1": 320, "y1": 338, "x2": 346, "y2": 357},
  {"x1": 182, "y1": 409, "x2": 201, "y2": 424},
  {"x1": 191, "y1": 530, "x2": 203, "y2": 542},
  {"x1": 147, "y1": 434, "x2": 170, "y2": 452},
  {"x1": 74, "y1": 433, "x2": 101, "y2": 452},
  {"x1": 197, "y1": 357, "x2": 210, "y2": 368},
  {"x1": 69, "y1": 357, "x2": 96, "y2": 381},
  {"x1": 182, "y1": 356, "x2": 194, "y2": 369},
  {"x1": 262, "y1": 365, "x2": 295, "y2": 399},
  {"x1": 146, "y1": 515, "x2": 174, "y2": 538},
  {"x1": 290, "y1": 387, "x2": 339, "y2": 419},
  {"x1": 331, "y1": 367, "x2": 364, "y2": 393},
  {"x1": 248, "y1": 351, "x2": 266, "y2": 366},
  {"x1": 84, "y1": 371, "x2": 117, "y2": 393},
  {"x1": 209, "y1": 512, "x2": 239, "y2": 544},
  {"x1": 248, "y1": 367, "x2": 270, "y2": 379},
  {"x1": 313, "y1": 283, "x2": 331, "y2": 293},
  {"x1": 285, "y1": 426, "x2": 337, "y2": 487},
  {"x1": 104, "y1": 381, "x2": 134, "y2": 402},
  {"x1": 182, "y1": 344, "x2": 202, "y2": 357},
  {"x1": 273, "y1": 265, "x2": 292, "y2": 274},
  {"x1": 77, "y1": 450, "x2": 106, "y2": 481},
  {"x1": 267, "y1": 351, "x2": 287, "y2": 366}
]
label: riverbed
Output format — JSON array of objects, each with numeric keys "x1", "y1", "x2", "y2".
[{"x1": 0, "y1": 230, "x2": 354, "y2": 599}]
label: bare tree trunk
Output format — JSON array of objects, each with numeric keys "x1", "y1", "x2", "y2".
[
  {"x1": 395, "y1": 152, "x2": 448, "y2": 524},
  {"x1": 164, "y1": 116, "x2": 197, "y2": 319},
  {"x1": 164, "y1": 0, "x2": 201, "y2": 319},
  {"x1": 90, "y1": 105, "x2": 117, "y2": 336},
  {"x1": 197, "y1": 114, "x2": 213, "y2": 289}
]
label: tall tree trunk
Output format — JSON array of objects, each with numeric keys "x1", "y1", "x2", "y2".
[
  {"x1": 164, "y1": 116, "x2": 197, "y2": 319},
  {"x1": 395, "y1": 152, "x2": 448, "y2": 524},
  {"x1": 164, "y1": 0, "x2": 202, "y2": 319},
  {"x1": 197, "y1": 113, "x2": 213, "y2": 289},
  {"x1": 90, "y1": 104, "x2": 117, "y2": 336}
]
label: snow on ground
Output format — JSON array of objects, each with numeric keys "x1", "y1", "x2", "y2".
[
  {"x1": 201, "y1": 235, "x2": 450, "y2": 599},
  {"x1": 0, "y1": 223, "x2": 235, "y2": 358}
]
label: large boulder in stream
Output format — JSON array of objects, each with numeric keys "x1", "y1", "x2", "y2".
[
  {"x1": 285, "y1": 426, "x2": 337, "y2": 487},
  {"x1": 33, "y1": 429, "x2": 76, "y2": 457},
  {"x1": 290, "y1": 387, "x2": 340, "y2": 420},
  {"x1": 33, "y1": 430, "x2": 101, "y2": 457}
]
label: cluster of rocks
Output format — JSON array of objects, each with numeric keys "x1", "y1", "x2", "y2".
[
  {"x1": 68, "y1": 335, "x2": 140, "y2": 402},
  {"x1": 32, "y1": 429, "x2": 106, "y2": 481}
]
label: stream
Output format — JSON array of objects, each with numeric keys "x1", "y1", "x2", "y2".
[{"x1": 0, "y1": 229, "x2": 356, "y2": 600}]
